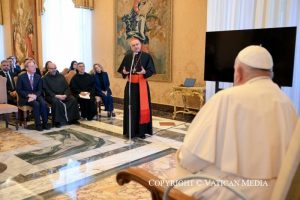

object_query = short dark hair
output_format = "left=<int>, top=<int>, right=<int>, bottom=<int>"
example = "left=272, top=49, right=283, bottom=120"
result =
left=77, top=62, right=85, bottom=67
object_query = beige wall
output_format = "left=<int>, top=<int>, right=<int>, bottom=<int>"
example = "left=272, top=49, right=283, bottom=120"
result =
left=2, top=0, right=207, bottom=107
left=92, top=0, right=207, bottom=106
left=2, top=0, right=13, bottom=57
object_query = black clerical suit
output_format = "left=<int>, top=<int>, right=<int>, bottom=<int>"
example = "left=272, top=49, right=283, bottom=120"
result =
left=16, top=73, right=48, bottom=128
left=118, top=51, right=156, bottom=139
left=70, top=73, right=97, bottom=120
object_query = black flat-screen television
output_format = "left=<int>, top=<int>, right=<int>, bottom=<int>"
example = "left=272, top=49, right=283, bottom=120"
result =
left=204, top=27, right=297, bottom=87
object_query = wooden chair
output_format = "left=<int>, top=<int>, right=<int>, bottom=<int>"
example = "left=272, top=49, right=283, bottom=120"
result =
left=117, top=119, right=300, bottom=200
left=0, top=76, right=18, bottom=130
left=95, top=96, right=104, bottom=120
left=14, top=75, right=33, bottom=128
left=60, top=68, right=69, bottom=76
left=116, top=167, right=194, bottom=200
left=64, top=70, right=76, bottom=85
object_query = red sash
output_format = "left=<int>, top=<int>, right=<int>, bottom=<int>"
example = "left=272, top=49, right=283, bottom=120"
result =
left=128, top=74, right=150, bottom=124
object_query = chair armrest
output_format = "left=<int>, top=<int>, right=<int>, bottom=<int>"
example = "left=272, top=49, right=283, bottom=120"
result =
left=116, top=167, right=195, bottom=200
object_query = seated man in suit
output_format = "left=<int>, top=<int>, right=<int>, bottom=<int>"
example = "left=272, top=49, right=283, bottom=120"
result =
left=16, top=60, right=50, bottom=131
left=0, top=60, right=17, bottom=105
left=175, top=46, right=298, bottom=199
left=7, top=56, right=21, bottom=76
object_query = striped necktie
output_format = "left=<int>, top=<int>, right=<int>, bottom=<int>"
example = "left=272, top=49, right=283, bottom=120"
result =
left=30, top=75, right=34, bottom=90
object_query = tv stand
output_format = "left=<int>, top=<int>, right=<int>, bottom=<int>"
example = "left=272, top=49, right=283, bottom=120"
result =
left=215, top=81, right=223, bottom=93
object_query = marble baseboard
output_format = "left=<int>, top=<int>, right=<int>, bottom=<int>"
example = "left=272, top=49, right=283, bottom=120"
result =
left=113, top=97, right=196, bottom=122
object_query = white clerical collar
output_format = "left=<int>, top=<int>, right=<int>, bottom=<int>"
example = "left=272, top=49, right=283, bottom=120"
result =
left=246, top=76, right=270, bottom=84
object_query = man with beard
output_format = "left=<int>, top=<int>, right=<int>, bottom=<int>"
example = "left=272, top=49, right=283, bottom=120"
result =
left=42, top=62, right=80, bottom=128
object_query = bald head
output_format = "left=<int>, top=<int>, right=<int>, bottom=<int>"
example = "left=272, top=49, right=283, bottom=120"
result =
left=47, top=62, right=57, bottom=76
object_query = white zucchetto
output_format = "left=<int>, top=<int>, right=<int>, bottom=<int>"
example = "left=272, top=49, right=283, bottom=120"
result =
left=237, top=45, right=273, bottom=70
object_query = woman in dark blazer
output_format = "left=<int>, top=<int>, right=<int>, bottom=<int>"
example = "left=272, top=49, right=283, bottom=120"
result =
left=93, top=63, right=115, bottom=117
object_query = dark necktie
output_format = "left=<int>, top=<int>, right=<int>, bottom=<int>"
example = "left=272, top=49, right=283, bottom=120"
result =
left=30, top=75, right=34, bottom=90
left=5, top=72, right=14, bottom=90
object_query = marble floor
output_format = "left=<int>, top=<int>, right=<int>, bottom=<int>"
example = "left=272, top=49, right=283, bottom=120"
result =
left=0, top=109, right=190, bottom=200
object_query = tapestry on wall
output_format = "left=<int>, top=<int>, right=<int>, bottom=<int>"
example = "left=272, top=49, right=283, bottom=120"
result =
left=11, top=0, right=38, bottom=64
left=114, top=0, right=172, bottom=82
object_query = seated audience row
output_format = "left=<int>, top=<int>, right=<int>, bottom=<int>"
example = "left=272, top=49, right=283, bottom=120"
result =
left=0, top=58, right=115, bottom=131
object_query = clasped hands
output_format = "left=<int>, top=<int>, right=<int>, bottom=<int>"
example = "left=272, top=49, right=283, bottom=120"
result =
left=123, top=66, right=146, bottom=75
left=80, top=91, right=90, bottom=96
left=55, top=94, right=67, bottom=101
left=9, top=91, right=17, bottom=98
left=28, top=93, right=37, bottom=102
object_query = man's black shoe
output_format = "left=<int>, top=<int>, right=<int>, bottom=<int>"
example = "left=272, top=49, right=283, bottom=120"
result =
left=55, top=122, right=61, bottom=128
left=111, top=112, right=116, bottom=117
left=69, top=120, right=80, bottom=125
left=35, top=125, right=43, bottom=132
left=42, top=124, right=51, bottom=130
left=139, top=135, right=146, bottom=139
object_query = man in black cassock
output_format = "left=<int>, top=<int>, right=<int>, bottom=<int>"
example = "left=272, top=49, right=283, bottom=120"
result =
left=118, top=37, right=156, bottom=139
left=42, top=62, right=80, bottom=127
left=70, top=62, right=97, bottom=120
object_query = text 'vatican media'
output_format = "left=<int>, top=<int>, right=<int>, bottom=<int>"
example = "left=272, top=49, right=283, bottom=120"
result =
left=148, top=179, right=269, bottom=187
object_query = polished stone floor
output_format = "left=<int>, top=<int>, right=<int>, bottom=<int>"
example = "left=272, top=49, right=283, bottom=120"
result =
left=0, top=109, right=190, bottom=200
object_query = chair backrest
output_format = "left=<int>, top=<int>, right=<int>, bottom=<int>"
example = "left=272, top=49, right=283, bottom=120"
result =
left=64, top=70, right=76, bottom=85
left=0, top=76, right=7, bottom=103
left=60, top=68, right=69, bottom=75
left=271, top=119, right=300, bottom=200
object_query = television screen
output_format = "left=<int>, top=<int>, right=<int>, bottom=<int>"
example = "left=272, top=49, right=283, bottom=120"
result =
left=204, top=27, right=297, bottom=86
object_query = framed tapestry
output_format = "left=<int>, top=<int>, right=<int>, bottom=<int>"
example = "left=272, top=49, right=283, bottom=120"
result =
left=10, top=0, right=38, bottom=64
left=114, top=0, right=172, bottom=82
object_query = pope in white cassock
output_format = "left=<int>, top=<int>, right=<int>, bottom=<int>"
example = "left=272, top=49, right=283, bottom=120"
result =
left=175, top=45, right=298, bottom=199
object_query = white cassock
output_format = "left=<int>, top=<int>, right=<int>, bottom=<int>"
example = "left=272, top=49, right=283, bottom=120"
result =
left=173, top=77, right=298, bottom=200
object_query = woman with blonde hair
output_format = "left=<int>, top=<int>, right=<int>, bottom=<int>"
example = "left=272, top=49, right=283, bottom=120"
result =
left=93, top=63, right=115, bottom=117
